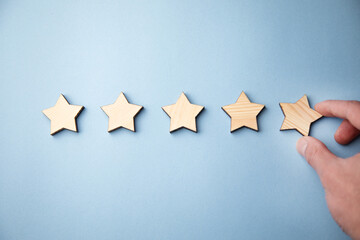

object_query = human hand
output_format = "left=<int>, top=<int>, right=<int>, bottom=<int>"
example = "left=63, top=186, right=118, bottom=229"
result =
left=296, top=100, right=360, bottom=239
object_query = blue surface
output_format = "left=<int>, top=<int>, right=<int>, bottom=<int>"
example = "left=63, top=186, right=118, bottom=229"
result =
left=0, top=0, right=359, bottom=239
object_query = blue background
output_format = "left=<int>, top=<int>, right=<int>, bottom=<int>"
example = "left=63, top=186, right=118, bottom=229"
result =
left=0, top=0, right=359, bottom=239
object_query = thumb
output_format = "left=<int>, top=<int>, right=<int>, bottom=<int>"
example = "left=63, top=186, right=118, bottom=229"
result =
left=296, top=136, right=338, bottom=176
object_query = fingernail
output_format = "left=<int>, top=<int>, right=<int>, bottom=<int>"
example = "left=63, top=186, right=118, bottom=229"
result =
left=296, top=137, right=308, bottom=157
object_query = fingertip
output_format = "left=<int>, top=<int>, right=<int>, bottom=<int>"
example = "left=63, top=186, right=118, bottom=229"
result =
left=334, top=119, right=360, bottom=145
left=296, top=136, right=338, bottom=173
left=334, top=130, right=347, bottom=145
left=297, top=136, right=310, bottom=157
left=314, top=101, right=327, bottom=113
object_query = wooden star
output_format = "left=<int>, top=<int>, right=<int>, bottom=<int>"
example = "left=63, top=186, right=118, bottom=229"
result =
left=280, top=95, right=322, bottom=136
left=162, top=92, right=204, bottom=133
left=101, top=92, right=143, bottom=132
left=222, top=91, right=265, bottom=132
left=42, top=94, right=84, bottom=135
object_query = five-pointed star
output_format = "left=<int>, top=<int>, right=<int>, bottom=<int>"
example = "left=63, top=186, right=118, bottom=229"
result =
left=280, top=95, right=322, bottom=136
left=162, top=92, right=204, bottom=133
left=222, top=91, right=265, bottom=132
left=101, top=92, right=143, bottom=132
left=42, top=94, right=84, bottom=135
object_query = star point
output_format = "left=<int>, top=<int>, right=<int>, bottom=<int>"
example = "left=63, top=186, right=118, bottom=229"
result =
left=42, top=94, right=84, bottom=135
left=222, top=92, right=265, bottom=132
left=280, top=94, right=322, bottom=136
left=162, top=92, right=204, bottom=133
left=101, top=92, right=143, bottom=132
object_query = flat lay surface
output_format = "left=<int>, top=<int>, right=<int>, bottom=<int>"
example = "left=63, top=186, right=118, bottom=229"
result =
left=0, top=0, right=359, bottom=239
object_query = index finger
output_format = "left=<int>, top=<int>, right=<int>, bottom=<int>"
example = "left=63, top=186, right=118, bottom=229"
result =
left=315, top=100, right=360, bottom=130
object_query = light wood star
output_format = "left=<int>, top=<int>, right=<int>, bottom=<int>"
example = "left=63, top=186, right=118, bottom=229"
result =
left=42, top=94, right=84, bottom=135
left=162, top=92, right=204, bottom=133
left=222, top=91, right=265, bottom=132
left=101, top=92, right=143, bottom=132
left=280, top=95, right=322, bottom=136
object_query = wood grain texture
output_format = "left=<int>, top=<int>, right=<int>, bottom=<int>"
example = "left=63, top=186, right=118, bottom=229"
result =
left=162, top=92, right=204, bottom=133
left=42, top=94, right=84, bottom=135
left=280, top=95, right=322, bottom=136
left=222, top=91, right=265, bottom=132
left=101, top=92, right=143, bottom=132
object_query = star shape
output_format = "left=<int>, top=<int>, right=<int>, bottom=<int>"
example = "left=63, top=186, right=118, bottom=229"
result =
left=162, top=92, right=204, bottom=133
left=42, top=94, right=84, bottom=135
left=280, top=95, right=322, bottom=136
left=222, top=91, right=265, bottom=132
left=101, top=92, right=143, bottom=132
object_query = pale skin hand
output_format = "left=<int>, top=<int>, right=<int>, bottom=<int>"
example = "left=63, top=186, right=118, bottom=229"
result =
left=296, top=100, right=360, bottom=239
